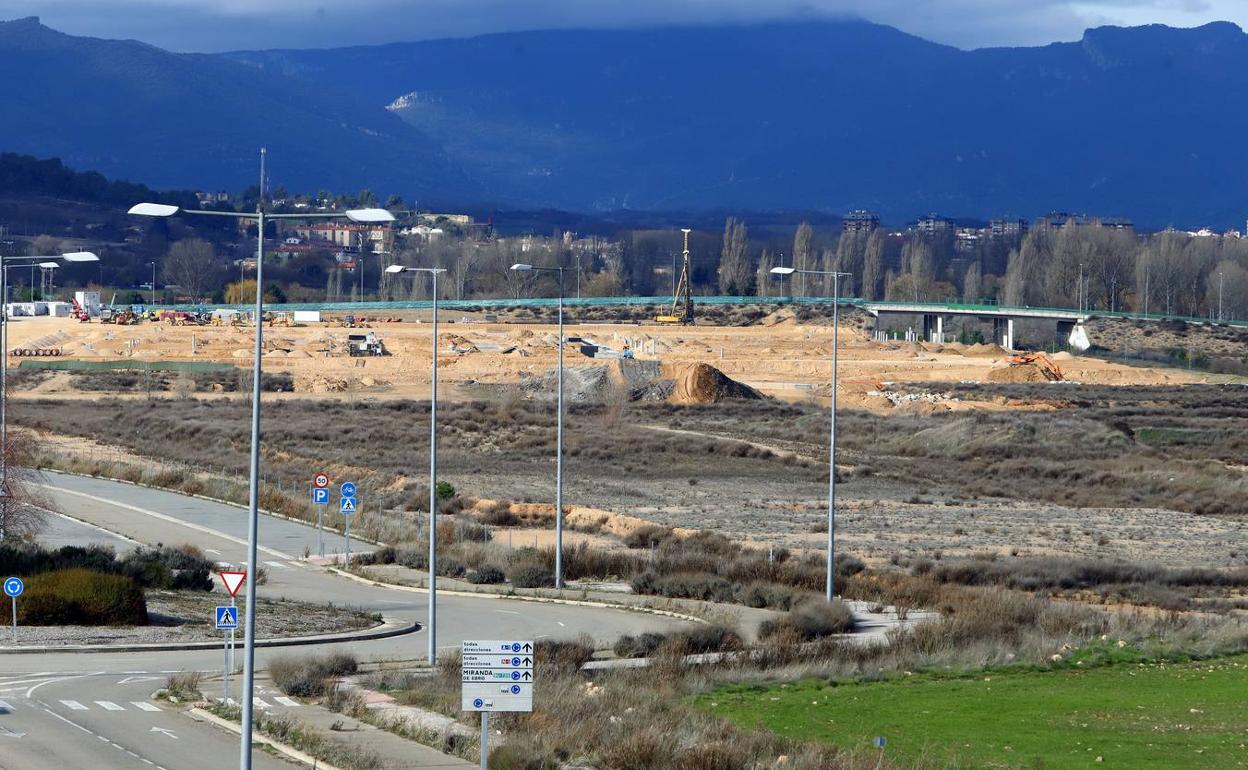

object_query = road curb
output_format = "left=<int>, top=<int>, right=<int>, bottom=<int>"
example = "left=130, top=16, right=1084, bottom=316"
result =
left=188, top=706, right=348, bottom=770
left=327, top=566, right=709, bottom=627
left=0, top=616, right=419, bottom=655
left=37, top=468, right=387, bottom=548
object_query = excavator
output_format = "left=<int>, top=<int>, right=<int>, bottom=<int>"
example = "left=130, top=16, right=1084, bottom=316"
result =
left=1006, top=352, right=1064, bottom=381
left=656, top=228, right=694, bottom=325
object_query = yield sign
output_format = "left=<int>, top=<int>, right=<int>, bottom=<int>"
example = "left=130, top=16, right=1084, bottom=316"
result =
left=218, top=571, right=246, bottom=597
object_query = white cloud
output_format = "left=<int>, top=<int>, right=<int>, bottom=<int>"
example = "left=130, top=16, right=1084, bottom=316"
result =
left=4, top=0, right=1245, bottom=51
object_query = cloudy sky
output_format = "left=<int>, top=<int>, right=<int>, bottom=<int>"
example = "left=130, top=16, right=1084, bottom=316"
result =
left=7, top=0, right=1245, bottom=52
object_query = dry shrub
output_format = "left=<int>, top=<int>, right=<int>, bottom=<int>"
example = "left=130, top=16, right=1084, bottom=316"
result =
left=759, top=599, right=855, bottom=641
left=270, top=651, right=359, bottom=697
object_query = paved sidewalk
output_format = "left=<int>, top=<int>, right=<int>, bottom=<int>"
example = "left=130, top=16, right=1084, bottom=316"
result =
left=255, top=691, right=475, bottom=770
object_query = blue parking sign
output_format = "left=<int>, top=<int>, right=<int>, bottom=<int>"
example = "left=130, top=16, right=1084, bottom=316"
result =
left=312, top=487, right=330, bottom=505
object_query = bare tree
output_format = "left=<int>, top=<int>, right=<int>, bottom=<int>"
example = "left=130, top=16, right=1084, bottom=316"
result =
left=163, top=239, right=221, bottom=301
left=719, top=218, right=751, bottom=295
left=793, top=222, right=813, bottom=296
left=756, top=248, right=774, bottom=297
left=962, top=260, right=982, bottom=303
left=0, top=434, right=50, bottom=543
left=861, top=230, right=884, bottom=301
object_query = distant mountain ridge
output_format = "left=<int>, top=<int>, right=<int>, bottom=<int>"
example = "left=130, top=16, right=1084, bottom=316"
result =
left=4, top=16, right=1248, bottom=225
left=0, top=16, right=473, bottom=203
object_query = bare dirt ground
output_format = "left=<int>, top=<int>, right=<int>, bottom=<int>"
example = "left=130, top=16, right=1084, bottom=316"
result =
left=9, top=313, right=1245, bottom=573
left=4, top=312, right=1205, bottom=407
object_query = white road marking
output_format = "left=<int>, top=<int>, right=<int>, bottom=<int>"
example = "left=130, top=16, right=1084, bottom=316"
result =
left=118, top=676, right=162, bottom=685
left=95, top=701, right=125, bottom=711
left=273, top=696, right=299, bottom=707
left=557, top=621, right=566, bottom=627
left=205, top=549, right=222, bottom=555
left=0, top=699, right=13, bottom=711
left=43, top=707, right=93, bottom=734
left=60, top=700, right=88, bottom=711
left=253, top=698, right=272, bottom=709
left=48, top=510, right=142, bottom=546
left=263, top=561, right=289, bottom=569
left=495, top=609, right=520, bottom=615
left=131, top=701, right=161, bottom=712
left=149, top=726, right=178, bottom=739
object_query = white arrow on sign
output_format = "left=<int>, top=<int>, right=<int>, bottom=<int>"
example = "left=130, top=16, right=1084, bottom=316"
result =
left=150, top=726, right=178, bottom=739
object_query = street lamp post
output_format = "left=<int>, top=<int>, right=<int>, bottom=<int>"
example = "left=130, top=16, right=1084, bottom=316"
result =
left=149, top=261, right=157, bottom=306
left=510, top=263, right=567, bottom=588
left=771, top=266, right=849, bottom=601
left=128, top=149, right=393, bottom=770
left=0, top=251, right=98, bottom=540
left=385, top=264, right=446, bottom=664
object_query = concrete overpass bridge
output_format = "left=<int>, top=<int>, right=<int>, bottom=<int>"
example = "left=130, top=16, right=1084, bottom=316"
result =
left=860, top=301, right=1090, bottom=350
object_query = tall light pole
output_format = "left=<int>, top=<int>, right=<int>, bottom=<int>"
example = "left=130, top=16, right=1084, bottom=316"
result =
left=1219, top=271, right=1225, bottom=322
left=149, top=261, right=157, bottom=306
left=1077, top=263, right=1083, bottom=314
left=771, top=265, right=849, bottom=601
left=510, top=263, right=567, bottom=588
left=0, top=251, right=98, bottom=540
left=385, top=264, right=446, bottom=664
left=128, top=150, right=393, bottom=770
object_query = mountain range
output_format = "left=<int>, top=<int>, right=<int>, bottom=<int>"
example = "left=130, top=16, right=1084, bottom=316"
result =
left=4, top=15, right=1248, bottom=226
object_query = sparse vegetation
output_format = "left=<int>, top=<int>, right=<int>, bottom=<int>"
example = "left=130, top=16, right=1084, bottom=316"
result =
left=269, top=652, right=359, bottom=697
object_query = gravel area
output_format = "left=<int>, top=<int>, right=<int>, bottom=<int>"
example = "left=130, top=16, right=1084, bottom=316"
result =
left=0, top=590, right=379, bottom=647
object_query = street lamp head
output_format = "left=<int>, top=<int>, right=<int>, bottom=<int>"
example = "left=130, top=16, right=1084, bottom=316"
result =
left=384, top=264, right=407, bottom=274
left=38, top=262, right=59, bottom=269
left=344, top=208, right=396, bottom=223
left=127, top=203, right=180, bottom=218
left=770, top=266, right=796, bottom=276
left=61, top=251, right=100, bottom=263
left=510, top=263, right=534, bottom=272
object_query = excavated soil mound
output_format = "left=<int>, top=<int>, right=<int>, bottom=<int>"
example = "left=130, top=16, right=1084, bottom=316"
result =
left=965, top=343, right=1006, bottom=357
left=987, top=364, right=1049, bottom=383
left=670, top=363, right=762, bottom=404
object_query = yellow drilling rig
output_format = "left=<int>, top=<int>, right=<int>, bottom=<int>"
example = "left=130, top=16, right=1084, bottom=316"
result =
left=656, top=228, right=694, bottom=325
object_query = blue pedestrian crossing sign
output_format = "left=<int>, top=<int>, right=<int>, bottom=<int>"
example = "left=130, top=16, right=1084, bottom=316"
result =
left=312, top=487, right=330, bottom=505
left=340, top=496, right=357, bottom=515
left=340, top=481, right=357, bottom=499
left=215, top=605, right=238, bottom=630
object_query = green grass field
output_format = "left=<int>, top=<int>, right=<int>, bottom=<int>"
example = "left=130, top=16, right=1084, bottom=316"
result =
left=693, top=653, right=1248, bottom=769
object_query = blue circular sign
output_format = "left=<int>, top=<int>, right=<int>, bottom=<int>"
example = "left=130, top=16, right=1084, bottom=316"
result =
left=511, top=657, right=520, bottom=666
left=473, top=698, right=484, bottom=709
left=3, top=577, right=23, bottom=598
left=510, top=685, right=521, bottom=695
left=340, top=482, right=357, bottom=498
left=511, top=643, right=521, bottom=652
left=511, top=671, right=521, bottom=681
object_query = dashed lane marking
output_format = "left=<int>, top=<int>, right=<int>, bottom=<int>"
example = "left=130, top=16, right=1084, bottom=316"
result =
left=60, top=700, right=88, bottom=711
left=95, top=701, right=125, bottom=711
left=131, top=701, right=162, bottom=712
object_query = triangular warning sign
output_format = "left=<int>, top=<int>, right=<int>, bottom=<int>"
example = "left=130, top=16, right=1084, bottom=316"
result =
left=218, top=571, right=247, bottom=597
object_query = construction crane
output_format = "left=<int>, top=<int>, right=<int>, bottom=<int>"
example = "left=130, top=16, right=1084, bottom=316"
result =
left=656, top=228, right=694, bottom=325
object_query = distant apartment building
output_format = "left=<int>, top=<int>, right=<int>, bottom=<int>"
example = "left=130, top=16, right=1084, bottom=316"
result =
left=989, top=218, right=1028, bottom=239
left=195, top=191, right=230, bottom=205
left=954, top=227, right=982, bottom=253
left=842, top=209, right=880, bottom=233
left=1034, top=212, right=1133, bottom=230
left=283, top=222, right=394, bottom=254
left=915, top=213, right=954, bottom=236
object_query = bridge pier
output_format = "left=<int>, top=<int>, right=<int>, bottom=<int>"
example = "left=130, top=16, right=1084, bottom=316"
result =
left=991, top=317, right=1014, bottom=351
left=921, top=314, right=944, bottom=344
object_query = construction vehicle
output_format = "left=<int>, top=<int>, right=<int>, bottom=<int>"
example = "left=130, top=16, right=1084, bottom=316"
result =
left=656, top=228, right=694, bottom=325
left=267, top=311, right=296, bottom=327
left=69, top=298, right=91, bottom=322
left=347, top=332, right=385, bottom=357
left=160, top=310, right=199, bottom=326
left=1006, top=352, right=1064, bottom=381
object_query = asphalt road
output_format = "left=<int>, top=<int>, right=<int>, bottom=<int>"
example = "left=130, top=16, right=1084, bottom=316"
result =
left=0, top=472, right=687, bottom=770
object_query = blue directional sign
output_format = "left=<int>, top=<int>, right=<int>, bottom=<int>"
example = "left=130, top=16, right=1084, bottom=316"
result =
left=3, top=577, right=23, bottom=598
left=215, top=605, right=238, bottom=630
left=340, top=496, right=357, bottom=515
left=312, top=487, right=330, bottom=505
left=340, top=481, right=357, bottom=499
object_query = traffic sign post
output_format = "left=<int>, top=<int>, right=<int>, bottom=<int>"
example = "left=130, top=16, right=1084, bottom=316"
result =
left=216, top=604, right=239, bottom=702
left=312, top=473, right=330, bottom=556
left=4, top=576, right=23, bottom=642
left=340, top=488, right=357, bottom=566
left=462, top=640, right=534, bottom=770
left=216, top=572, right=245, bottom=701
